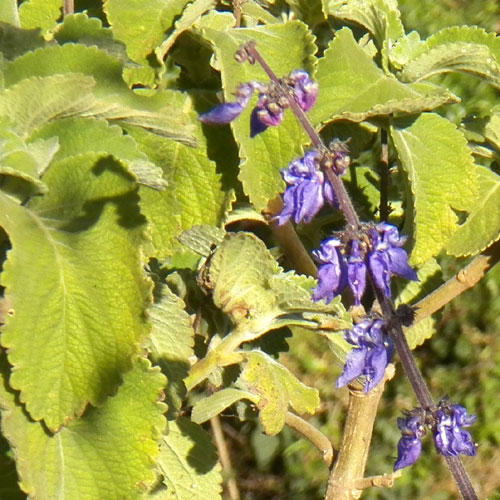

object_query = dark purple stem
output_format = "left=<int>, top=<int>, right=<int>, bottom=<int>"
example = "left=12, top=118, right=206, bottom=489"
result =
left=240, top=40, right=477, bottom=500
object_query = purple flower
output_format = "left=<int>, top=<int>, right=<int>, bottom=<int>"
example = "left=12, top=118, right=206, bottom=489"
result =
left=288, top=70, right=318, bottom=111
left=394, top=401, right=476, bottom=471
left=433, top=404, right=476, bottom=457
left=276, top=151, right=338, bottom=226
left=394, top=414, right=426, bottom=471
left=199, top=70, right=318, bottom=137
left=313, top=223, right=417, bottom=305
left=311, top=238, right=347, bottom=303
left=199, top=82, right=256, bottom=125
left=336, top=319, right=392, bottom=393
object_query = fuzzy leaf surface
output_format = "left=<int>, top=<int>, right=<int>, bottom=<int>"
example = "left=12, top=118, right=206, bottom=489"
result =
left=398, top=26, right=500, bottom=88
left=310, top=28, right=457, bottom=126
left=391, top=113, right=477, bottom=265
left=239, top=351, right=319, bottom=435
left=2, top=44, right=195, bottom=144
left=31, top=117, right=167, bottom=189
left=0, top=355, right=166, bottom=500
left=149, top=282, right=194, bottom=414
left=191, top=388, right=258, bottom=424
left=446, top=166, right=500, bottom=257
left=202, top=20, right=316, bottom=212
left=0, top=153, right=151, bottom=430
left=19, top=0, right=60, bottom=33
left=154, top=417, right=222, bottom=500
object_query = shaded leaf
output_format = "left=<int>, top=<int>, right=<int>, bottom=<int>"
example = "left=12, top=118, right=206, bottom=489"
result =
left=202, top=20, right=317, bottom=212
left=191, top=388, right=258, bottom=424
left=154, top=417, right=222, bottom=500
left=390, top=113, right=477, bottom=265
left=0, top=21, right=44, bottom=60
left=310, top=28, right=457, bottom=127
left=31, top=117, right=167, bottom=190
left=149, top=282, right=194, bottom=415
left=0, top=153, right=151, bottom=430
left=0, top=354, right=166, bottom=500
left=239, top=351, right=319, bottom=435
left=446, top=166, right=500, bottom=257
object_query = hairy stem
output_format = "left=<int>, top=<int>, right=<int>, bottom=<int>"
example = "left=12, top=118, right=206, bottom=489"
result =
left=379, top=128, right=389, bottom=222
left=325, top=365, right=395, bottom=500
left=412, top=238, right=500, bottom=325
left=285, top=412, right=336, bottom=466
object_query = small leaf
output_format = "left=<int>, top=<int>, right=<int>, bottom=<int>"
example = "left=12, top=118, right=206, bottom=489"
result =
left=239, top=351, right=320, bottom=435
left=0, top=153, right=151, bottom=430
left=155, top=417, right=222, bottom=500
left=446, top=166, right=500, bottom=257
left=390, top=113, right=478, bottom=265
left=191, top=388, right=258, bottom=424
left=178, top=225, right=226, bottom=257
left=399, top=26, right=500, bottom=88
left=149, top=282, right=194, bottom=415
left=202, top=20, right=317, bottom=211
left=19, top=0, right=60, bottom=34
left=202, top=232, right=280, bottom=322
left=0, top=21, right=44, bottom=60
left=310, top=28, right=457, bottom=127
left=0, top=354, right=167, bottom=500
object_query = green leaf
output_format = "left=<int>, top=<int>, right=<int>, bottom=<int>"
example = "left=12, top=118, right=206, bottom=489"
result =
left=19, top=0, right=60, bottom=34
left=3, top=44, right=196, bottom=144
left=154, top=417, right=222, bottom=500
left=0, top=153, right=152, bottom=431
left=129, top=116, right=233, bottom=260
left=0, top=123, right=57, bottom=196
left=202, top=232, right=280, bottom=322
left=0, top=73, right=98, bottom=137
left=398, top=26, right=500, bottom=88
left=390, top=113, right=478, bottom=265
left=155, top=0, right=216, bottom=62
left=202, top=20, right=317, bottom=212
left=241, top=0, right=279, bottom=24
left=325, top=0, right=404, bottom=71
left=191, top=388, right=258, bottom=424
left=30, top=117, right=167, bottom=189
left=0, top=21, right=44, bottom=60
left=0, top=354, right=166, bottom=500
left=178, top=225, right=226, bottom=257
left=446, top=166, right=500, bottom=257
left=310, top=28, right=457, bottom=127
left=239, top=351, right=320, bottom=435
left=149, top=282, right=194, bottom=415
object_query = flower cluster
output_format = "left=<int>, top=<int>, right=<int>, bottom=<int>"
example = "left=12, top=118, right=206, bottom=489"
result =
left=312, top=223, right=417, bottom=305
left=198, top=70, right=318, bottom=137
left=275, top=151, right=337, bottom=225
left=336, top=318, right=393, bottom=393
left=394, top=401, right=476, bottom=471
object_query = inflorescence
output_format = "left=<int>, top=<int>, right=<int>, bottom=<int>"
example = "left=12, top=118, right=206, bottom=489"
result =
left=199, top=54, right=477, bottom=474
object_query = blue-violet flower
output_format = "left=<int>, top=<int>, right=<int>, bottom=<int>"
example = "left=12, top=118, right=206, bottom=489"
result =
left=336, top=318, right=393, bottom=393
left=312, top=223, right=417, bottom=305
left=198, top=70, right=318, bottom=137
left=394, top=401, right=476, bottom=471
left=276, top=151, right=338, bottom=226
